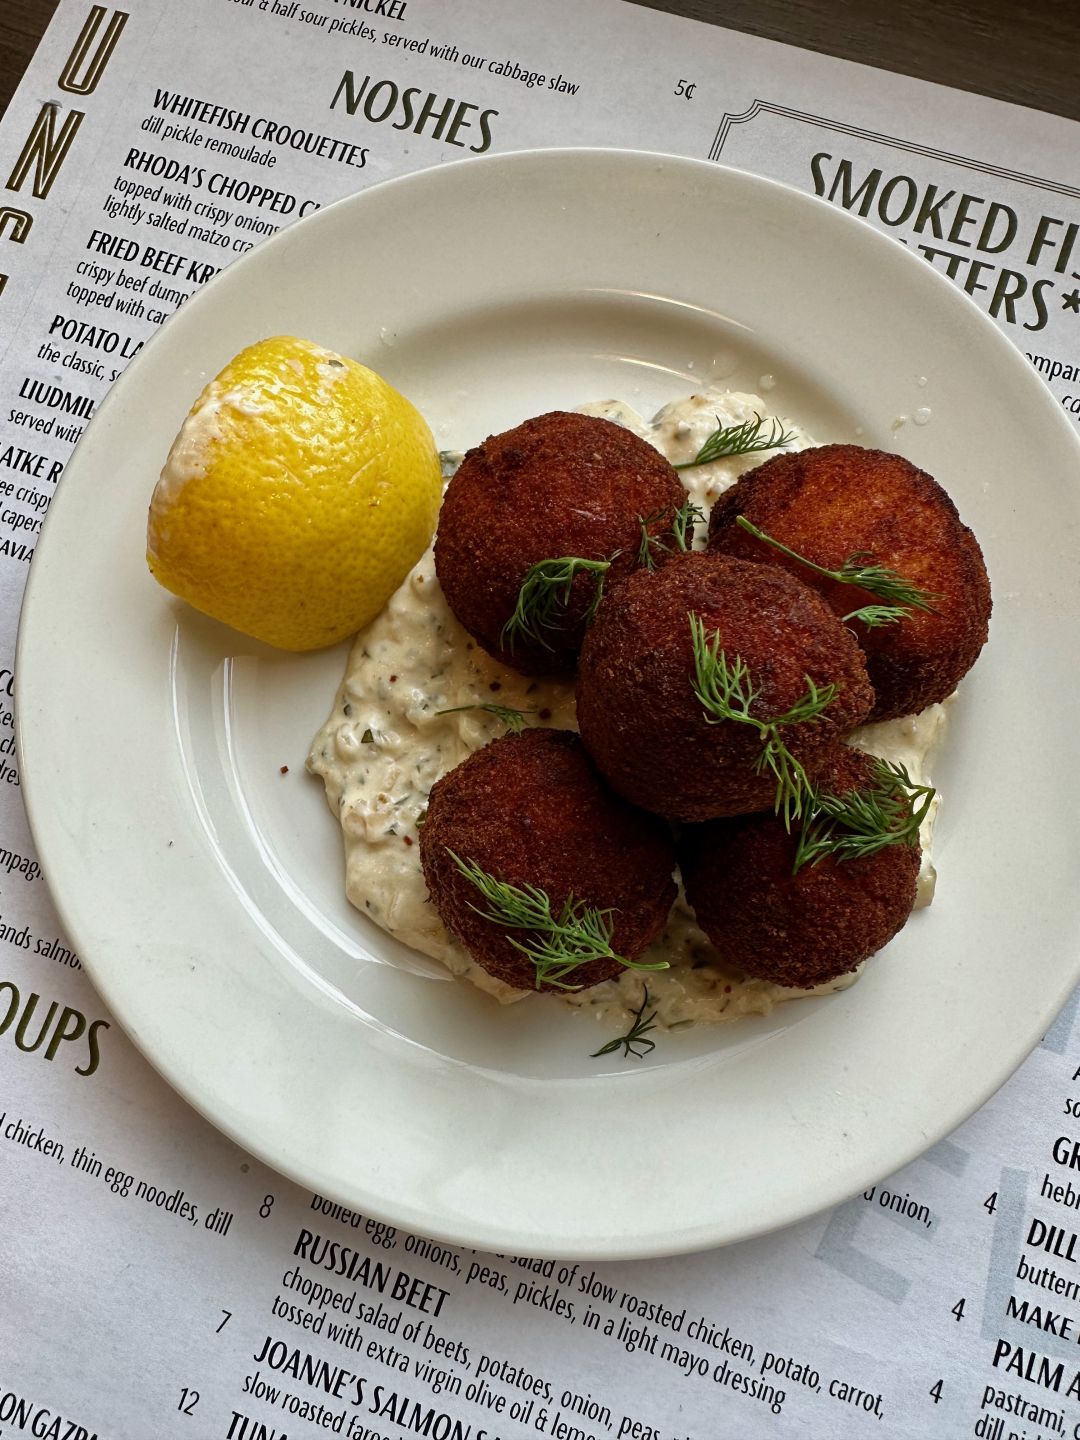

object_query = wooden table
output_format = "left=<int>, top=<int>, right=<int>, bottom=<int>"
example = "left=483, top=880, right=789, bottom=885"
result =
left=2, top=0, right=1080, bottom=123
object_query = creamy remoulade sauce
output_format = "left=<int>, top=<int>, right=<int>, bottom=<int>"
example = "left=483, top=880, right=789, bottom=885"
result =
left=308, top=391, right=948, bottom=1031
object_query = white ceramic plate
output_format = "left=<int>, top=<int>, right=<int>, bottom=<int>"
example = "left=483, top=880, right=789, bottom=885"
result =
left=17, top=150, right=1080, bottom=1259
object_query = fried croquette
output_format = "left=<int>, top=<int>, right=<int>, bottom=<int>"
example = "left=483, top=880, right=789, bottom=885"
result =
left=680, top=747, right=921, bottom=988
left=419, top=728, right=677, bottom=993
left=434, top=411, right=688, bottom=676
left=575, top=552, right=874, bottom=822
left=706, top=444, right=991, bottom=721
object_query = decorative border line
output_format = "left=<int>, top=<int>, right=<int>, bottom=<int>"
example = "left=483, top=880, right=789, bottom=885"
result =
left=709, top=100, right=1080, bottom=203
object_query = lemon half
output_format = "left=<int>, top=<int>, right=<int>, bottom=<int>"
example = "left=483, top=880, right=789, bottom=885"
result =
left=147, top=335, right=442, bottom=650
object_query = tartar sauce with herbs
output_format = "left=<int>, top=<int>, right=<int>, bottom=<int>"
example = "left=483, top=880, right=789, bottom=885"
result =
left=308, top=391, right=947, bottom=1030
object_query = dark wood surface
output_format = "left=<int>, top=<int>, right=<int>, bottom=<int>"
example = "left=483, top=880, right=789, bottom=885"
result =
left=2, top=0, right=1079, bottom=124
left=3, top=0, right=60, bottom=120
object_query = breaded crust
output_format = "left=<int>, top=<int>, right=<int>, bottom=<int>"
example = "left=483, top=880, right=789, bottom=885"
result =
left=435, top=411, right=687, bottom=676
left=575, top=552, right=874, bottom=822
left=419, top=728, right=677, bottom=993
left=680, top=747, right=920, bottom=988
left=707, top=444, right=991, bottom=721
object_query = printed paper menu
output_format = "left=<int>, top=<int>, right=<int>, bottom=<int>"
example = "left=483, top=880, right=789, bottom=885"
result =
left=2, top=2, right=1080, bottom=1436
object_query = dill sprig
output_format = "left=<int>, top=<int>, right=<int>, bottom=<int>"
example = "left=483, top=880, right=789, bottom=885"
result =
left=436, top=703, right=536, bottom=734
left=670, top=497, right=703, bottom=552
left=793, top=760, right=936, bottom=873
left=591, top=986, right=659, bottom=1059
left=637, top=497, right=704, bottom=570
left=734, top=516, right=939, bottom=628
left=447, top=851, right=669, bottom=991
left=673, top=413, right=797, bottom=470
left=689, top=613, right=836, bottom=828
left=637, top=520, right=660, bottom=571
left=501, top=556, right=612, bottom=653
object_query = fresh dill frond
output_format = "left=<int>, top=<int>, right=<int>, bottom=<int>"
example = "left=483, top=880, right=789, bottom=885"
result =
left=688, top=613, right=835, bottom=828
left=762, top=675, right=840, bottom=728
left=671, top=497, right=704, bottom=552
left=591, top=986, right=660, bottom=1059
left=447, top=851, right=668, bottom=991
left=734, top=516, right=939, bottom=626
left=637, top=510, right=666, bottom=571
left=843, top=603, right=912, bottom=628
left=501, top=555, right=612, bottom=653
left=673, top=414, right=797, bottom=470
left=834, top=556, right=939, bottom=615
left=793, top=759, right=936, bottom=873
left=436, top=703, right=536, bottom=734
left=637, top=497, right=704, bottom=569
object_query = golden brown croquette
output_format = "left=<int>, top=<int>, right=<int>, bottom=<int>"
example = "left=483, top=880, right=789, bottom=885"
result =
left=420, top=729, right=677, bottom=992
left=435, top=411, right=688, bottom=676
left=680, top=747, right=921, bottom=988
left=576, top=552, right=874, bottom=822
left=707, top=444, right=991, bottom=721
